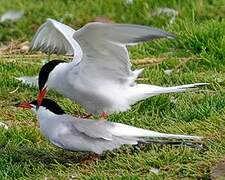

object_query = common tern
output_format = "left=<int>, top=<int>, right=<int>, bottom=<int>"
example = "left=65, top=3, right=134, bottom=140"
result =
left=17, top=98, right=202, bottom=154
left=30, top=19, right=208, bottom=116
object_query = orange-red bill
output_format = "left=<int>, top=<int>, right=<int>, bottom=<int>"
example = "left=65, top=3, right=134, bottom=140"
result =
left=16, top=102, right=33, bottom=109
left=37, top=87, right=47, bottom=106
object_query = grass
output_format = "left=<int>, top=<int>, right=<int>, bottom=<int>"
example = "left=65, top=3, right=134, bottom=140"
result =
left=0, top=0, right=225, bottom=179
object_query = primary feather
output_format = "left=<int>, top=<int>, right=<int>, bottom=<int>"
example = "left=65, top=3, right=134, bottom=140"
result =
left=29, top=18, right=82, bottom=59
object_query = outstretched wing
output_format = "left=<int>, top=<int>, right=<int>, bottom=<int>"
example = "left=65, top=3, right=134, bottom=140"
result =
left=72, top=22, right=175, bottom=83
left=29, top=18, right=82, bottom=59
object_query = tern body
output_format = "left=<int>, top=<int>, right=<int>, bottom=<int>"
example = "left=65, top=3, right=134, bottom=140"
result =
left=31, top=19, right=208, bottom=115
left=18, top=99, right=202, bottom=154
left=46, top=62, right=127, bottom=114
left=47, top=61, right=206, bottom=114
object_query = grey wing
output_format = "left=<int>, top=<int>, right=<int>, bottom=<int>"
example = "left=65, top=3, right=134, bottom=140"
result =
left=55, top=130, right=138, bottom=154
left=56, top=115, right=138, bottom=154
left=66, top=115, right=115, bottom=140
left=64, top=115, right=201, bottom=140
left=29, top=18, right=83, bottom=59
left=55, top=115, right=201, bottom=154
left=72, top=22, right=175, bottom=83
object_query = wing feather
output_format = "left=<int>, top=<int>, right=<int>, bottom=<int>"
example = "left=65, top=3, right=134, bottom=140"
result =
left=29, top=18, right=82, bottom=59
left=72, top=22, right=175, bottom=83
left=63, top=115, right=201, bottom=143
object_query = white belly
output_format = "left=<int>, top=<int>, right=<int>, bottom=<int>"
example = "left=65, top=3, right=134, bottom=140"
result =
left=48, top=68, right=132, bottom=114
left=57, top=80, right=131, bottom=114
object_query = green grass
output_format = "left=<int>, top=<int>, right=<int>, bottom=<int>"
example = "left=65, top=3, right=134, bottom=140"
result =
left=1, top=0, right=225, bottom=179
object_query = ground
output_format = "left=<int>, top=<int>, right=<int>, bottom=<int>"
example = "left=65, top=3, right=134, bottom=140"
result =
left=0, top=0, right=225, bottom=179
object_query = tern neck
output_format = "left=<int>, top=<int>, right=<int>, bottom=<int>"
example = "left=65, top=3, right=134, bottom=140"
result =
left=37, top=106, right=59, bottom=123
left=47, top=62, right=72, bottom=89
left=39, top=60, right=65, bottom=91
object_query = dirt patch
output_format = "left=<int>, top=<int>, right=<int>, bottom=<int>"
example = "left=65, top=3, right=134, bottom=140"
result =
left=0, top=41, right=29, bottom=54
left=211, top=157, right=225, bottom=179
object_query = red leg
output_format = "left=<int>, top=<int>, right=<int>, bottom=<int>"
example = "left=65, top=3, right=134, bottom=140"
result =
left=100, top=112, right=108, bottom=119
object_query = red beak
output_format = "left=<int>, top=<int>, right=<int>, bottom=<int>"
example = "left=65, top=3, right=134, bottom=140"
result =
left=37, top=87, right=47, bottom=106
left=16, top=102, right=33, bottom=109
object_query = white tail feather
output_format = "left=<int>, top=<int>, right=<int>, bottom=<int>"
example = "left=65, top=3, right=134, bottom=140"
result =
left=128, top=83, right=208, bottom=103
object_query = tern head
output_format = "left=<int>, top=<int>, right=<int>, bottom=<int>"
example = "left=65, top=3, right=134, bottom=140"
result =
left=17, top=98, right=65, bottom=115
left=37, top=60, right=65, bottom=106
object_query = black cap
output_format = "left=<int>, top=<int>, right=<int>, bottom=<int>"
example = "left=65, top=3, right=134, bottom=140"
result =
left=30, top=98, right=65, bottom=115
left=38, top=60, right=65, bottom=91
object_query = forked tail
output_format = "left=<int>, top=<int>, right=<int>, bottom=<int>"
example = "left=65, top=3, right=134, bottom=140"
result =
left=128, top=83, right=208, bottom=103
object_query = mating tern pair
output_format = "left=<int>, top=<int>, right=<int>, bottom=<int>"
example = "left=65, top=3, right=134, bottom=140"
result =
left=15, top=19, right=206, bottom=156
left=30, top=19, right=207, bottom=116
left=17, top=99, right=202, bottom=154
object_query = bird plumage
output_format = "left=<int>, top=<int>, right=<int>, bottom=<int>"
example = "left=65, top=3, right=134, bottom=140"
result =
left=23, top=99, right=202, bottom=154
left=31, top=19, right=208, bottom=115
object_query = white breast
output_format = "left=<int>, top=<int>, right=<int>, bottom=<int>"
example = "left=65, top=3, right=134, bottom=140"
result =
left=37, top=107, right=67, bottom=142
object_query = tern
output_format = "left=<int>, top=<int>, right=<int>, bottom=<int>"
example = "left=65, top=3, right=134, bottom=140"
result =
left=17, top=98, right=202, bottom=155
left=30, top=19, right=207, bottom=116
